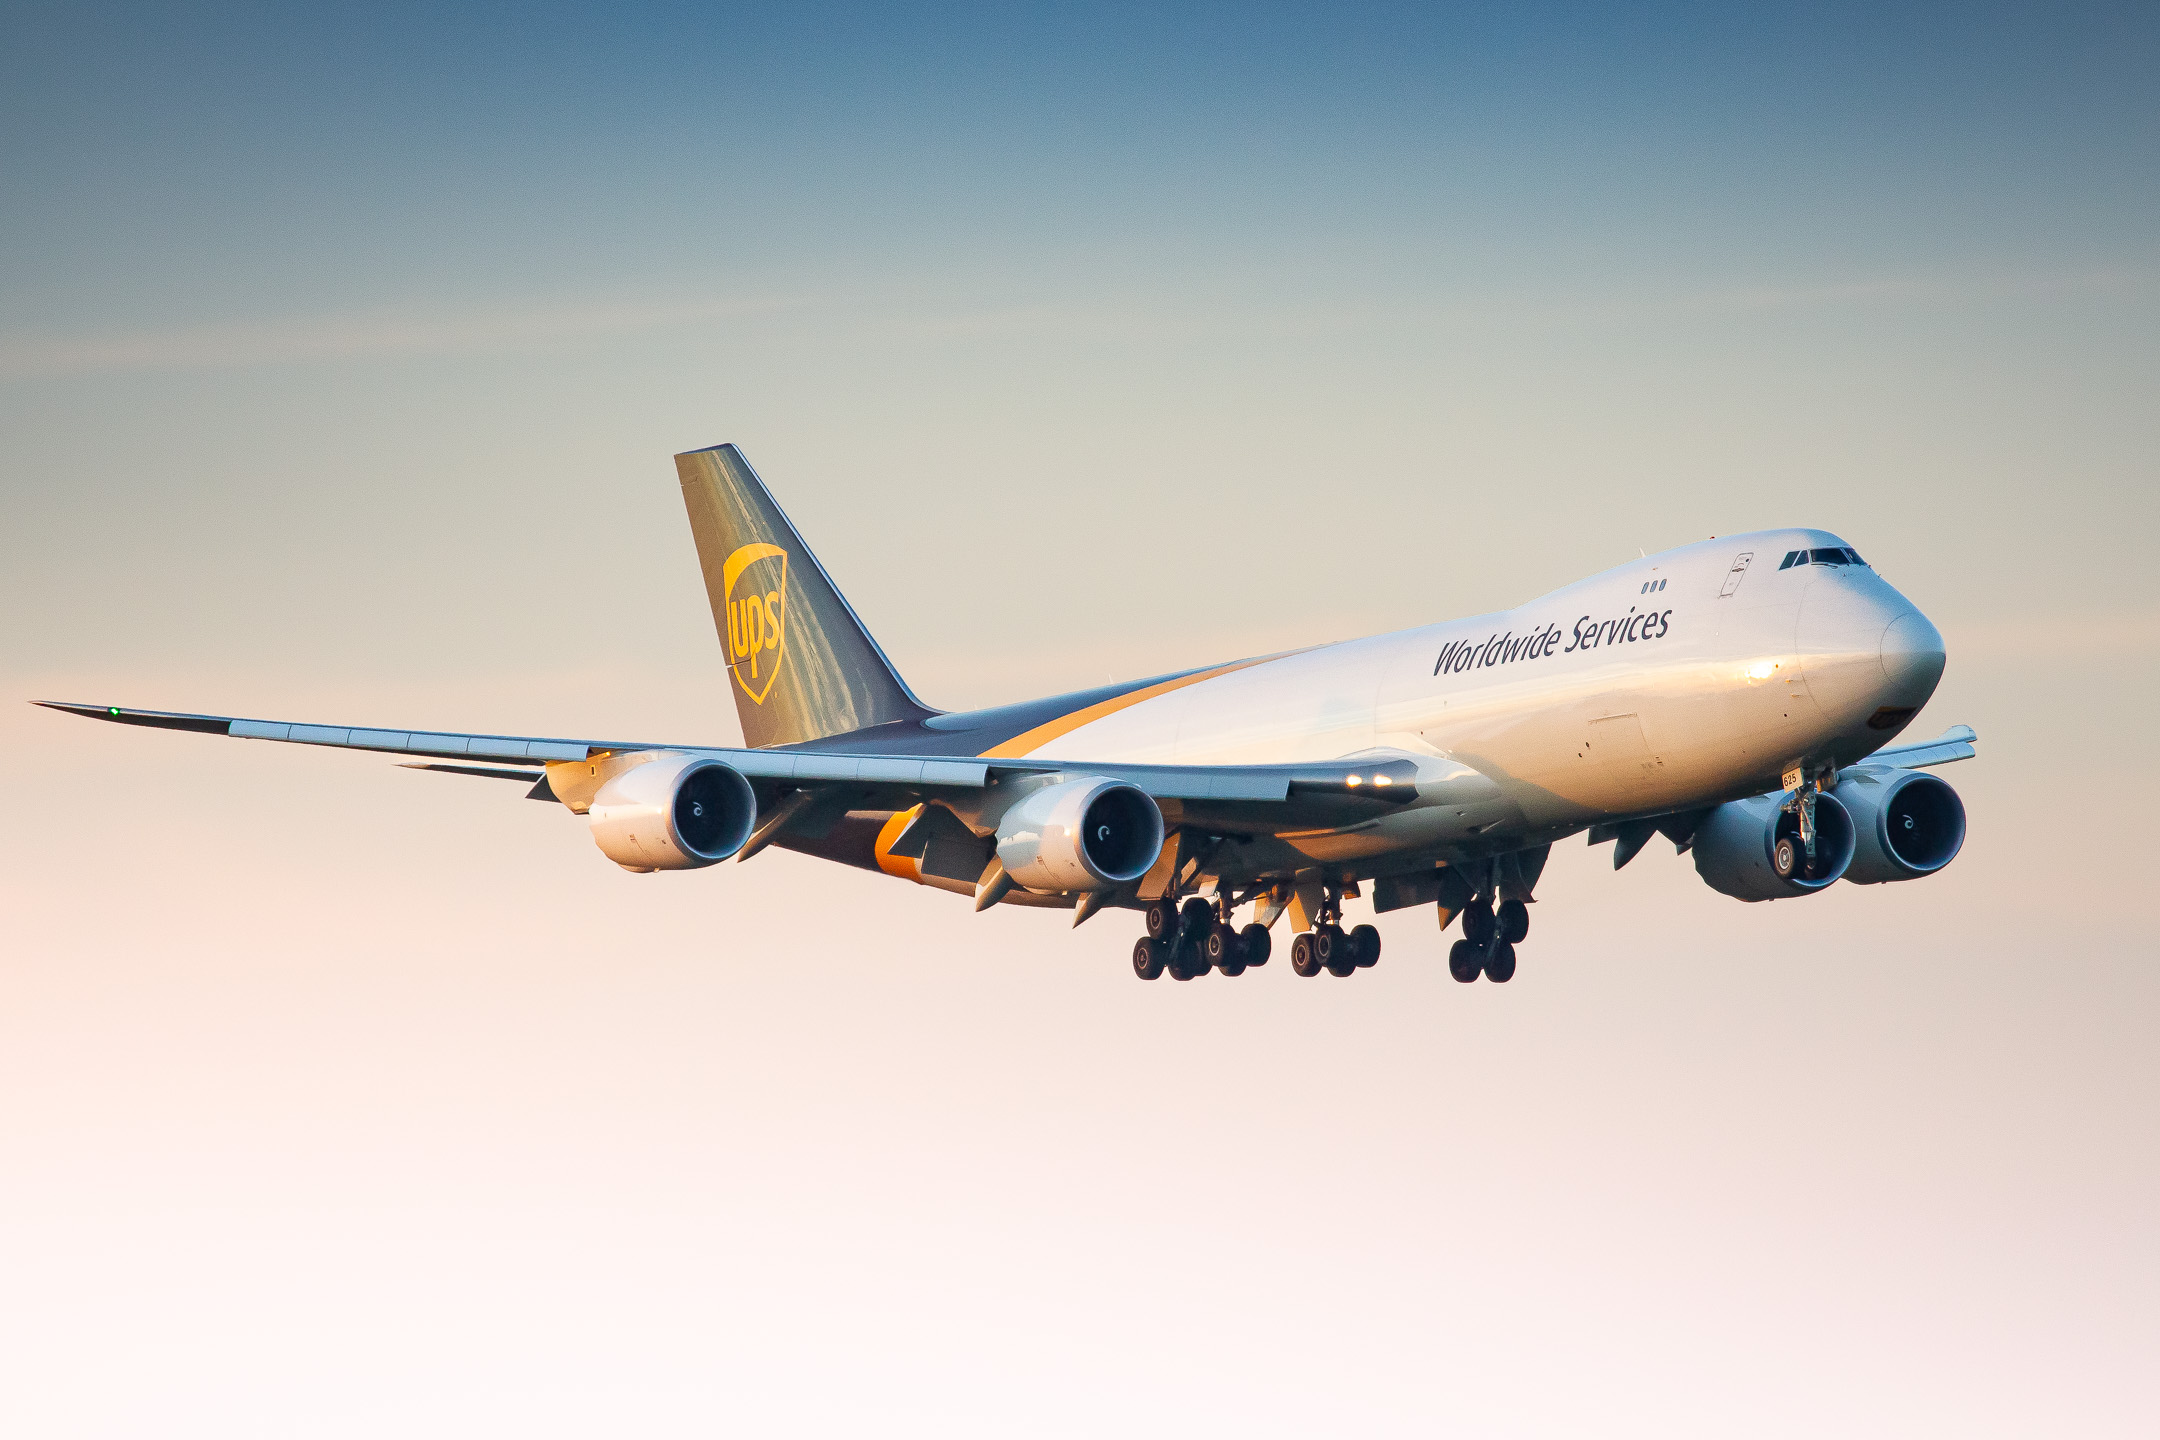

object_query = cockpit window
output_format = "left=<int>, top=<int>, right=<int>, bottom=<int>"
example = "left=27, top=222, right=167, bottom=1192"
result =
left=1782, top=546, right=1868, bottom=571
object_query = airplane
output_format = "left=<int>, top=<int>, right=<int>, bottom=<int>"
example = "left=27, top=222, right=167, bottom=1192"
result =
left=40, top=443, right=1974, bottom=984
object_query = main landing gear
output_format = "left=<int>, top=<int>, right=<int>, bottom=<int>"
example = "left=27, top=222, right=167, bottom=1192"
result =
left=1132, top=877, right=1388, bottom=982
left=1448, top=893, right=1528, bottom=984
left=1131, top=895, right=1272, bottom=981
left=1286, top=883, right=1380, bottom=980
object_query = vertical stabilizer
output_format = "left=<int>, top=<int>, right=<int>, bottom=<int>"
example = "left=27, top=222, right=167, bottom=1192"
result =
left=677, top=444, right=933, bottom=747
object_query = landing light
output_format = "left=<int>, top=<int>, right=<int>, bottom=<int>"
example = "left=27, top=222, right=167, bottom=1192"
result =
left=1746, top=660, right=1780, bottom=681
left=1346, top=774, right=1362, bottom=786
left=1373, top=775, right=1392, bottom=786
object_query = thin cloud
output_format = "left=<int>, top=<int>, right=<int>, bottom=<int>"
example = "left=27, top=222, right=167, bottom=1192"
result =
left=0, top=294, right=806, bottom=379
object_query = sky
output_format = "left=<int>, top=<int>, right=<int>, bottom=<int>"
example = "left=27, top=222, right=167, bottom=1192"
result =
left=2, top=3, right=2156, bottom=1435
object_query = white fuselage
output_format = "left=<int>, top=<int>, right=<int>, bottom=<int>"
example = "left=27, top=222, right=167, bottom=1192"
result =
left=1015, top=529, right=1945, bottom=865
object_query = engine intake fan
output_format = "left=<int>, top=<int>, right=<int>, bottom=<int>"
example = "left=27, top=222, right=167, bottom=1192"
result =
left=587, top=753, right=756, bottom=872
left=994, top=777, right=1165, bottom=893
left=1839, top=769, right=1966, bottom=884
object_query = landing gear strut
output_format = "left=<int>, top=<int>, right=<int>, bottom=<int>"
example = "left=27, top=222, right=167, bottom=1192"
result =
left=1774, top=764, right=1837, bottom=881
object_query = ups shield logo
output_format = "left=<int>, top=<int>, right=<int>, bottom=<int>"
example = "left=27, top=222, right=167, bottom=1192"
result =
left=722, top=542, right=789, bottom=705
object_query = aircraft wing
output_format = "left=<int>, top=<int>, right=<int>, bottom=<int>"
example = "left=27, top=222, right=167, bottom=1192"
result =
left=1853, top=724, right=1977, bottom=771
left=34, top=701, right=1447, bottom=835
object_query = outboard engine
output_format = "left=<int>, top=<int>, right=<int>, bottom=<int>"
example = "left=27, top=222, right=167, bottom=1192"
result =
left=994, top=777, right=1164, bottom=893
left=1837, top=768, right=1966, bottom=884
left=1693, top=789, right=1857, bottom=901
left=587, top=753, right=757, bottom=872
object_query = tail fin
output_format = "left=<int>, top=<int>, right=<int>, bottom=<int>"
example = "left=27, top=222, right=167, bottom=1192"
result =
left=677, top=445, right=934, bottom=748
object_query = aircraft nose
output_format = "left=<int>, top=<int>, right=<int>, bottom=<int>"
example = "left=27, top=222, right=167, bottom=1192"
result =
left=1879, top=608, right=1946, bottom=703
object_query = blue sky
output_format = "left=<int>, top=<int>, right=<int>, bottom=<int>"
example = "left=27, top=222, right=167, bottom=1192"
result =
left=7, top=3, right=2155, bottom=331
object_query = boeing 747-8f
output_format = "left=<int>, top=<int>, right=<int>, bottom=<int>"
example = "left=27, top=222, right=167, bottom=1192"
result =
left=43, top=444, right=1972, bottom=983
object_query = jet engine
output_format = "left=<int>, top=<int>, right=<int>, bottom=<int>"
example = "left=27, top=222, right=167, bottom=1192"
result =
left=587, top=753, right=757, bottom=872
left=1692, top=789, right=1857, bottom=901
left=1837, top=768, right=1966, bottom=884
left=994, top=777, right=1164, bottom=892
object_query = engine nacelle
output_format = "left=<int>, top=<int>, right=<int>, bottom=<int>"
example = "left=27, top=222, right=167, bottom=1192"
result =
left=1838, top=768, right=1966, bottom=884
left=1692, top=789, right=1857, bottom=901
left=587, top=753, right=756, bottom=872
left=994, top=777, right=1164, bottom=893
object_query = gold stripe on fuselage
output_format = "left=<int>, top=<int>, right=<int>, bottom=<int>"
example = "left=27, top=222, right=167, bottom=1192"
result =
left=975, top=653, right=1298, bottom=760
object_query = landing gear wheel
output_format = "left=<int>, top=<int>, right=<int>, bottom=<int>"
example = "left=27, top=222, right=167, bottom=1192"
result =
left=1448, top=939, right=1482, bottom=982
left=1238, top=923, right=1272, bottom=968
left=1462, top=903, right=1495, bottom=945
left=1144, top=900, right=1179, bottom=941
left=1132, top=936, right=1166, bottom=980
left=1206, top=924, right=1244, bottom=976
left=1483, top=940, right=1517, bottom=984
left=1350, top=924, right=1381, bottom=968
left=1497, top=900, right=1529, bottom=944
left=1168, top=943, right=1201, bottom=981
left=1319, top=926, right=1357, bottom=977
left=1290, top=932, right=1321, bottom=977
left=1179, top=898, right=1215, bottom=940
left=1772, top=835, right=1802, bottom=880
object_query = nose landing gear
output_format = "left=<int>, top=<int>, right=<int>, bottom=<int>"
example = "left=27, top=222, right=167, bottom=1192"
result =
left=1774, top=763, right=1838, bottom=881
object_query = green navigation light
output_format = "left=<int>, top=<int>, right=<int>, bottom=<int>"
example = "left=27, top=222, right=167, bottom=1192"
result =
left=108, top=706, right=120, bottom=716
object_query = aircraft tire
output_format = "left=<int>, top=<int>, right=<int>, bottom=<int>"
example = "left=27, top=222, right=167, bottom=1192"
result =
left=1144, top=900, right=1179, bottom=941
left=1238, top=923, right=1271, bottom=968
left=1498, top=900, right=1529, bottom=944
left=1351, top=924, right=1381, bottom=968
left=1132, top=936, right=1166, bottom=980
left=1319, top=926, right=1357, bottom=977
left=1207, top=924, right=1245, bottom=976
left=1290, top=932, right=1321, bottom=977
left=1772, top=836, right=1802, bottom=880
left=1448, top=939, right=1482, bottom=983
left=1484, top=941, right=1517, bottom=984
left=1179, top=897, right=1215, bottom=941
left=1462, top=904, right=1495, bottom=945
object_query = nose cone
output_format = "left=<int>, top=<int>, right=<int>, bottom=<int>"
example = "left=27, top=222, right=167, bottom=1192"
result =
left=1879, top=609, right=1946, bottom=704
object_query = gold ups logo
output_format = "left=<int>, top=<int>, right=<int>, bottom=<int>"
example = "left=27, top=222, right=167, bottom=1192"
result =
left=722, top=542, right=789, bottom=705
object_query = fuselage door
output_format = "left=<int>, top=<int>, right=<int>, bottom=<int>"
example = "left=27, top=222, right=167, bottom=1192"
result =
left=1718, top=551, right=1754, bottom=598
